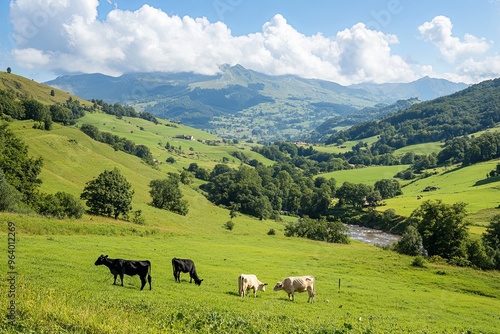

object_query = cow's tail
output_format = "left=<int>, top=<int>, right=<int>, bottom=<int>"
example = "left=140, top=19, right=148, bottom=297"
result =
left=148, top=261, right=152, bottom=290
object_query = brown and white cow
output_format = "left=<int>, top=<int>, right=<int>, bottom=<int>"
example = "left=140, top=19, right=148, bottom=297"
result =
left=273, top=276, right=315, bottom=302
left=238, top=274, right=268, bottom=298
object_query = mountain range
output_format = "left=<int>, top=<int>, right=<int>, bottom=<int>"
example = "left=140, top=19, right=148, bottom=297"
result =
left=45, top=65, right=469, bottom=141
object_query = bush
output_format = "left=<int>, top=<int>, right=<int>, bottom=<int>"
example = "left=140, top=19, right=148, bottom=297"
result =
left=37, top=192, right=85, bottom=219
left=130, top=210, right=146, bottom=225
left=411, top=255, right=427, bottom=268
left=224, top=220, right=235, bottom=231
left=267, top=228, right=276, bottom=235
left=396, top=225, right=425, bottom=256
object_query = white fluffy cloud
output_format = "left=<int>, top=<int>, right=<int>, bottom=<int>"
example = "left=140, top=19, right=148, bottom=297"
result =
left=9, top=2, right=493, bottom=85
left=418, top=15, right=491, bottom=63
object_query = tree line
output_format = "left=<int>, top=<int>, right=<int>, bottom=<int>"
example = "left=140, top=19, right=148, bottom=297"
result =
left=79, top=124, right=155, bottom=165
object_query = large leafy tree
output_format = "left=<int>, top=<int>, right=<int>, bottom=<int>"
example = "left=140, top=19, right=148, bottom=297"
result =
left=149, top=174, right=188, bottom=215
left=396, top=225, right=425, bottom=256
left=483, top=214, right=500, bottom=250
left=80, top=168, right=134, bottom=219
left=374, top=179, right=402, bottom=199
left=410, top=200, right=469, bottom=259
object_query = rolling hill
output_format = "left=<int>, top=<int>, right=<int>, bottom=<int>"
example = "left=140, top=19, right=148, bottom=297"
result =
left=44, top=64, right=468, bottom=141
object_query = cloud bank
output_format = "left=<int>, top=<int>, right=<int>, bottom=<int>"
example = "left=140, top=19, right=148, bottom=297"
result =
left=9, top=1, right=499, bottom=84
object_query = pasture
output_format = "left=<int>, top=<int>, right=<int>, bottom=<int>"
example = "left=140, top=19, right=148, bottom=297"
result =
left=2, top=215, right=500, bottom=333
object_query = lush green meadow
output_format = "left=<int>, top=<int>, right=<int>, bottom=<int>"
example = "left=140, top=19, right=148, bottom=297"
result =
left=2, top=214, right=500, bottom=333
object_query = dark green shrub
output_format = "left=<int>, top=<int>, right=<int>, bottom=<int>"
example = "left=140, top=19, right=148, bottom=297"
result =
left=411, top=255, right=427, bottom=268
left=224, top=220, right=235, bottom=231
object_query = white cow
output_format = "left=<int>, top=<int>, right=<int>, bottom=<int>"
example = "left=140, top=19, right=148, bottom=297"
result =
left=238, top=274, right=268, bottom=298
left=273, top=276, right=315, bottom=302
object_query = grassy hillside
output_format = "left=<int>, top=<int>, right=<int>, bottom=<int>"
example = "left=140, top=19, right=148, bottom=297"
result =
left=0, top=72, right=91, bottom=106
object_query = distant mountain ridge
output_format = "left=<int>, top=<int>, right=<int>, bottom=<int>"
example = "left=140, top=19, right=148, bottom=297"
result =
left=45, top=65, right=469, bottom=141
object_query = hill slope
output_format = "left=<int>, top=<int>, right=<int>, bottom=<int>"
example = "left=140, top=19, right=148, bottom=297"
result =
left=0, top=72, right=91, bottom=106
left=325, top=77, right=500, bottom=145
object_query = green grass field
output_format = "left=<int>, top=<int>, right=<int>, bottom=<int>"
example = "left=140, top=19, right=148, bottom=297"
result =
left=2, top=215, right=500, bottom=333
left=1, top=115, right=500, bottom=332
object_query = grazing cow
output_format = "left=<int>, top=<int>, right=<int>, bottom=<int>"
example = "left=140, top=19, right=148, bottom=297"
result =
left=238, top=274, right=268, bottom=298
left=172, top=258, right=203, bottom=285
left=273, top=276, right=315, bottom=302
left=94, top=254, right=152, bottom=290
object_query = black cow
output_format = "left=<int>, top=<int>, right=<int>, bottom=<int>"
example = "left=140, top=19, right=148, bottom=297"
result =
left=172, top=257, right=203, bottom=285
left=94, top=254, right=152, bottom=290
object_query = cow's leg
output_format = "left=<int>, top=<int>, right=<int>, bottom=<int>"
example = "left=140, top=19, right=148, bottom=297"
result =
left=113, top=275, right=118, bottom=285
left=148, top=274, right=152, bottom=290
left=119, top=274, right=124, bottom=287
left=253, top=287, right=257, bottom=298
left=140, top=275, right=146, bottom=290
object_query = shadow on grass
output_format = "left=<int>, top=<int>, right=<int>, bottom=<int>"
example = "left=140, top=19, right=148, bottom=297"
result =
left=473, top=176, right=500, bottom=187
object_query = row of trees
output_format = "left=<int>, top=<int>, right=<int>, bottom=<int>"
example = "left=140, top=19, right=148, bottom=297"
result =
left=194, top=159, right=402, bottom=221
left=437, top=131, right=500, bottom=166
left=395, top=200, right=500, bottom=270
left=250, top=140, right=443, bottom=181
left=0, top=90, right=89, bottom=130
left=91, top=99, right=158, bottom=123
left=80, top=124, right=154, bottom=165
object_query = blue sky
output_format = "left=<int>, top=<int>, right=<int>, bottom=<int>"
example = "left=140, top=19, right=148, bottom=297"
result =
left=1, top=0, right=500, bottom=85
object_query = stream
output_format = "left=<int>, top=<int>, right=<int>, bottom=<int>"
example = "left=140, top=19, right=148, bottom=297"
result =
left=347, top=224, right=401, bottom=247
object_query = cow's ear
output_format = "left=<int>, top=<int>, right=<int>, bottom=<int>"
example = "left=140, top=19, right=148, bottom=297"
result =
left=105, top=255, right=108, bottom=258
left=264, top=283, right=268, bottom=286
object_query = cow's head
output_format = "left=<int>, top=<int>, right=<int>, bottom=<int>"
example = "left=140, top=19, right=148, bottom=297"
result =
left=94, top=254, right=108, bottom=266
left=273, top=282, right=283, bottom=291
left=258, top=283, right=268, bottom=292
left=195, top=278, right=204, bottom=286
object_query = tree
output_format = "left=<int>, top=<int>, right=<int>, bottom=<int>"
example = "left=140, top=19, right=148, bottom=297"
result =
left=0, top=170, right=24, bottom=212
left=50, top=89, right=55, bottom=97
left=50, top=104, right=73, bottom=125
left=0, top=124, right=43, bottom=203
left=483, top=214, right=500, bottom=250
left=285, top=217, right=349, bottom=244
left=179, top=170, right=193, bottom=185
left=374, top=179, right=402, bottom=199
left=6, top=67, right=11, bottom=73
left=149, top=174, right=189, bottom=215
left=23, top=99, right=52, bottom=129
left=410, top=200, right=469, bottom=260
left=395, top=225, right=425, bottom=256
left=80, top=168, right=134, bottom=219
